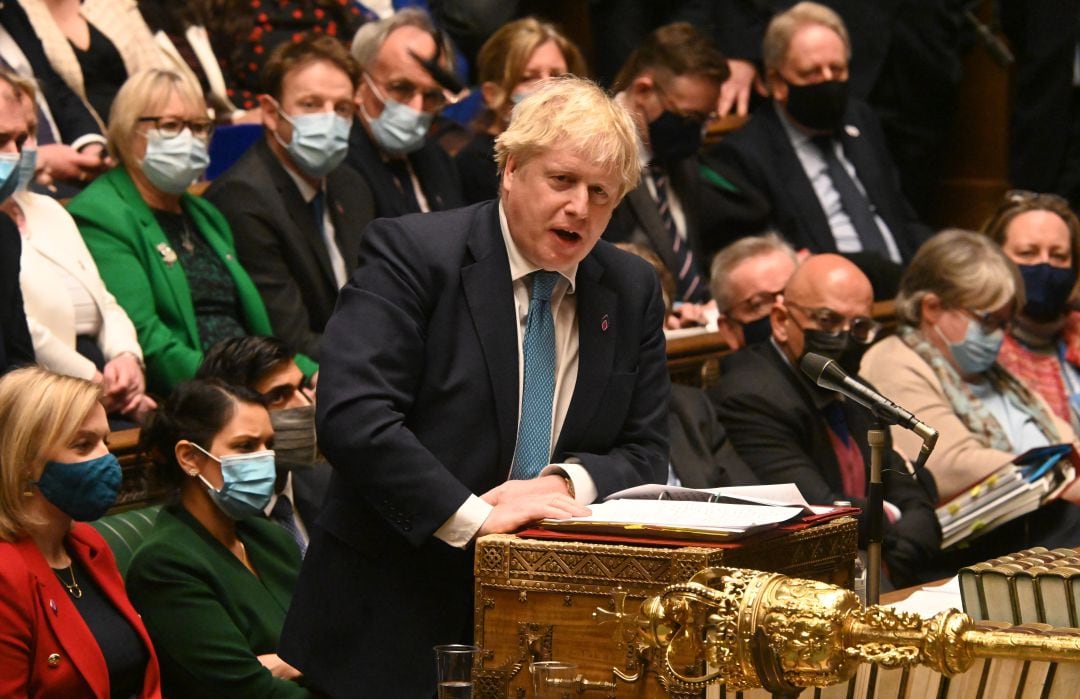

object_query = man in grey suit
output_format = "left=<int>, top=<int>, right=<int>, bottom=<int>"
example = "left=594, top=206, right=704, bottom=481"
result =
left=206, top=34, right=374, bottom=364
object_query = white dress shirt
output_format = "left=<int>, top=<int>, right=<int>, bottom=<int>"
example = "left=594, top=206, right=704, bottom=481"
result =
left=776, top=104, right=902, bottom=264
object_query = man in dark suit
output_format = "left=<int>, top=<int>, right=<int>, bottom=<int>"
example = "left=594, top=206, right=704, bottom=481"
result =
left=1, top=215, right=33, bottom=374
left=705, top=2, right=930, bottom=299
left=603, top=23, right=729, bottom=315
left=709, top=254, right=940, bottom=588
left=279, top=77, right=669, bottom=697
left=197, top=335, right=330, bottom=556
left=347, top=8, right=465, bottom=217
left=206, top=35, right=375, bottom=364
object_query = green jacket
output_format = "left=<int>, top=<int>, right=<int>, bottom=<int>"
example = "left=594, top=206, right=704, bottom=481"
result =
left=68, top=168, right=316, bottom=394
left=126, top=506, right=314, bottom=699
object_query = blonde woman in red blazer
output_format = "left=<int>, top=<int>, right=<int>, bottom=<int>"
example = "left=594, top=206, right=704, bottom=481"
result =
left=0, top=367, right=161, bottom=698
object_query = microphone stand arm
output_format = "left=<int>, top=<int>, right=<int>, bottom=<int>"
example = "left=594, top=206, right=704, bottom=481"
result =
left=865, top=420, right=886, bottom=606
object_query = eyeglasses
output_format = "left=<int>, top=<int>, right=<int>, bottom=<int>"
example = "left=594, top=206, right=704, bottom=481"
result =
left=726, top=289, right=782, bottom=320
left=959, top=308, right=1010, bottom=334
left=652, top=82, right=715, bottom=124
left=138, top=116, right=214, bottom=140
left=365, top=72, right=453, bottom=112
left=786, top=301, right=881, bottom=344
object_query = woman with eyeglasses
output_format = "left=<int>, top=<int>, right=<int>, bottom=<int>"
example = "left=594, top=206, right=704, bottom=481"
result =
left=0, top=367, right=162, bottom=698
left=983, top=191, right=1080, bottom=434
left=68, top=69, right=276, bottom=397
left=455, top=17, right=586, bottom=204
left=862, top=229, right=1080, bottom=552
left=127, top=379, right=313, bottom=698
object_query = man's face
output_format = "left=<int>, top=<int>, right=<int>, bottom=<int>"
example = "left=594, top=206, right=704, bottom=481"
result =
left=0, top=83, right=29, bottom=156
left=261, top=59, right=355, bottom=147
left=501, top=146, right=622, bottom=271
left=768, top=23, right=849, bottom=105
left=638, top=72, right=720, bottom=127
left=774, top=266, right=873, bottom=361
left=253, top=361, right=311, bottom=411
left=717, top=250, right=797, bottom=349
left=358, top=25, right=445, bottom=121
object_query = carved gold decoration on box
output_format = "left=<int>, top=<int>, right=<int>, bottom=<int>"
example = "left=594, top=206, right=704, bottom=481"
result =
left=618, top=566, right=1080, bottom=695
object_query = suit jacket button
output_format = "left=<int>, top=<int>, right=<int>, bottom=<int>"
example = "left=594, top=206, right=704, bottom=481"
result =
left=47, top=653, right=61, bottom=667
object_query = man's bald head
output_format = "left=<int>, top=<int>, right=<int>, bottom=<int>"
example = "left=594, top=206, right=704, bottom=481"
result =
left=773, top=254, right=874, bottom=363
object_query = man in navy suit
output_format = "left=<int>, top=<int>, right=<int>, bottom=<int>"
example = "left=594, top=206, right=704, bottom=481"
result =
left=279, top=76, right=669, bottom=697
left=704, top=2, right=930, bottom=299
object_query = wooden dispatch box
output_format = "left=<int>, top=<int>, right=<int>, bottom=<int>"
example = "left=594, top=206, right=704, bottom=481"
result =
left=473, top=517, right=859, bottom=698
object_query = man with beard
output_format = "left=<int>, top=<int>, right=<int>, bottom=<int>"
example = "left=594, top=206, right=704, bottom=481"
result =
left=708, top=253, right=940, bottom=588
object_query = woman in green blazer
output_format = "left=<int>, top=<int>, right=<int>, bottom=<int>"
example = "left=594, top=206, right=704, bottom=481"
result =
left=68, top=68, right=315, bottom=396
left=128, top=378, right=314, bottom=698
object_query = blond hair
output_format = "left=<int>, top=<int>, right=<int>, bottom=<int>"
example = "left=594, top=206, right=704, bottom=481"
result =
left=494, top=76, right=642, bottom=199
left=762, top=1, right=850, bottom=74
left=476, top=17, right=586, bottom=124
left=895, top=229, right=1023, bottom=326
left=0, top=367, right=102, bottom=542
left=107, top=68, right=207, bottom=167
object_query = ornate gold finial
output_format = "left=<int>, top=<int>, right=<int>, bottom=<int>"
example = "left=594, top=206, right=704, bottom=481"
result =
left=611, top=566, right=1080, bottom=694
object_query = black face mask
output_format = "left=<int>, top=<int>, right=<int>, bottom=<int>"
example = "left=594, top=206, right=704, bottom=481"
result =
left=783, top=80, right=848, bottom=133
left=648, top=110, right=703, bottom=163
left=802, top=329, right=866, bottom=375
left=740, top=315, right=773, bottom=346
left=1019, top=263, right=1077, bottom=322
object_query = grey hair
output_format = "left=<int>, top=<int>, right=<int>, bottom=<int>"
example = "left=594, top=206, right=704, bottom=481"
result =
left=351, top=8, right=452, bottom=71
left=762, top=1, right=850, bottom=74
left=895, top=228, right=1023, bottom=326
left=709, top=232, right=798, bottom=312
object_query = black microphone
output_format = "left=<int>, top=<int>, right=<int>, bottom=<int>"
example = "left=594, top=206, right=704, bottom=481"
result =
left=800, top=352, right=938, bottom=470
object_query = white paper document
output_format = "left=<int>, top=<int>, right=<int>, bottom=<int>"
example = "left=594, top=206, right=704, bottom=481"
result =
left=548, top=499, right=804, bottom=533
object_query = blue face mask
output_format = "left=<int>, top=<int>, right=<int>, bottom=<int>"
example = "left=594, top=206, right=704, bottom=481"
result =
left=17, top=146, right=36, bottom=191
left=1018, top=263, right=1077, bottom=322
left=191, top=443, right=277, bottom=520
left=362, top=74, right=434, bottom=157
left=936, top=320, right=1004, bottom=375
left=33, top=453, right=122, bottom=521
left=140, top=128, right=210, bottom=195
left=0, top=152, right=22, bottom=203
left=274, top=106, right=351, bottom=178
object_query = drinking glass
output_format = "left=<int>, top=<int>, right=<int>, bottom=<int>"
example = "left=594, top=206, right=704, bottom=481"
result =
left=434, top=644, right=481, bottom=699
left=530, top=661, right=578, bottom=699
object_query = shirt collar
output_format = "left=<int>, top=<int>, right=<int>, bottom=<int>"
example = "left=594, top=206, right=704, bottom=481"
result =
left=281, top=163, right=323, bottom=204
left=497, top=200, right=577, bottom=293
left=263, top=471, right=294, bottom=517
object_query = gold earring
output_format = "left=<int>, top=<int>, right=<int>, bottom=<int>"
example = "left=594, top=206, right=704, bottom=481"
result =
left=21, top=479, right=33, bottom=497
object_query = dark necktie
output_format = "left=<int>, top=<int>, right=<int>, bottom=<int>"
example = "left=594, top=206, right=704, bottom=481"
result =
left=650, top=164, right=706, bottom=302
left=510, top=271, right=560, bottom=480
left=386, top=158, right=421, bottom=214
left=821, top=400, right=867, bottom=500
left=310, top=189, right=325, bottom=239
left=811, top=135, right=888, bottom=256
left=270, top=494, right=307, bottom=557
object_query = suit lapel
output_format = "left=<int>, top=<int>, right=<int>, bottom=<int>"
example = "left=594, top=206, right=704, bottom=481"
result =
left=625, top=183, right=681, bottom=276
left=326, top=173, right=361, bottom=273
left=762, top=108, right=838, bottom=253
left=110, top=172, right=201, bottom=345
left=348, top=122, right=409, bottom=217
left=461, top=205, right=520, bottom=475
left=257, top=143, right=339, bottom=291
left=555, top=255, right=616, bottom=455
left=15, top=538, right=109, bottom=699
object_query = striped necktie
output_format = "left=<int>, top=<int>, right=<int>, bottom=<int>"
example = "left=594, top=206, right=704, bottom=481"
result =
left=650, top=164, right=706, bottom=302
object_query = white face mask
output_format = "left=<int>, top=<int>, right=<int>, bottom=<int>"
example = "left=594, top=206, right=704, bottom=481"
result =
left=140, top=129, right=210, bottom=195
left=360, top=73, right=434, bottom=157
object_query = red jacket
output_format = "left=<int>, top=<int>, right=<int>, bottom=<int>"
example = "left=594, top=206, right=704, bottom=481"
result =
left=0, top=522, right=162, bottom=698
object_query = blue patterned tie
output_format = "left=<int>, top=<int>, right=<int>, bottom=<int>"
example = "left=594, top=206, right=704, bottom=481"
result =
left=511, top=271, right=560, bottom=480
left=270, top=494, right=307, bottom=557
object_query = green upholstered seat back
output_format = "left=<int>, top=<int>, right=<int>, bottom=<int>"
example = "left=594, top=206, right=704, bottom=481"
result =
left=91, top=505, right=162, bottom=576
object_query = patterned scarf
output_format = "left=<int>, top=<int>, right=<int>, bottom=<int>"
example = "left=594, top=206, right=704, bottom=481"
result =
left=897, top=326, right=1061, bottom=451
